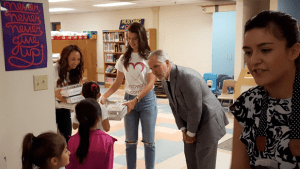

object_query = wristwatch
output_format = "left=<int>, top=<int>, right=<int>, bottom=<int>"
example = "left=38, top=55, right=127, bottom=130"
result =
left=135, top=96, right=140, bottom=103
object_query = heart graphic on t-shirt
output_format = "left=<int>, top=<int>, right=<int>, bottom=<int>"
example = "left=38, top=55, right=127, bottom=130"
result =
left=128, top=62, right=145, bottom=81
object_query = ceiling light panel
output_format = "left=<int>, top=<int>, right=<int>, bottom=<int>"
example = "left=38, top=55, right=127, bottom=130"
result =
left=49, top=8, right=75, bottom=12
left=93, top=2, right=135, bottom=7
left=48, top=0, right=71, bottom=2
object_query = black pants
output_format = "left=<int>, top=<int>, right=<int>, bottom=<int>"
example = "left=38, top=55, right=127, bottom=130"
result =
left=56, top=108, right=72, bottom=143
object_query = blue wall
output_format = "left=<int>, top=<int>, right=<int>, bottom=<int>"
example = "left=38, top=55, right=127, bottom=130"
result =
left=278, top=0, right=300, bottom=22
left=212, top=11, right=236, bottom=77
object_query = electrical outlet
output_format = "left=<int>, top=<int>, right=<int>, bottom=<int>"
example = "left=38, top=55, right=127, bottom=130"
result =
left=33, top=75, right=48, bottom=91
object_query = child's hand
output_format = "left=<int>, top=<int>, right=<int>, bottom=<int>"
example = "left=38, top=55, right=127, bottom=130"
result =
left=123, top=99, right=138, bottom=114
left=55, top=89, right=67, bottom=103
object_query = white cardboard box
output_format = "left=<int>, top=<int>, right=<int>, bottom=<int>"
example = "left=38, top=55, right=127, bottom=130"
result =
left=60, top=86, right=82, bottom=97
left=105, top=100, right=127, bottom=121
left=55, top=101, right=76, bottom=110
left=65, top=95, right=85, bottom=103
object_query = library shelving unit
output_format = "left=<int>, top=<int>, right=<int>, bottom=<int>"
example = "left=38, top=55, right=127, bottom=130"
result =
left=51, top=39, right=97, bottom=82
left=103, top=29, right=157, bottom=89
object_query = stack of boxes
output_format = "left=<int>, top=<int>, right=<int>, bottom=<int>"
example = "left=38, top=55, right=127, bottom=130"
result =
left=56, top=83, right=128, bottom=121
left=55, top=84, right=84, bottom=109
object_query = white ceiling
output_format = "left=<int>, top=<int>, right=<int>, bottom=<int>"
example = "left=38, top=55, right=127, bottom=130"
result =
left=49, top=0, right=236, bottom=15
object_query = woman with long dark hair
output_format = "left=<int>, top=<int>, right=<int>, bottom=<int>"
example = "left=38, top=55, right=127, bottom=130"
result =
left=100, top=22, right=158, bottom=169
left=54, top=44, right=84, bottom=143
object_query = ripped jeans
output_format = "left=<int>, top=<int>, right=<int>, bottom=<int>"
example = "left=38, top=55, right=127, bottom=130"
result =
left=124, top=90, right=157, bottom=169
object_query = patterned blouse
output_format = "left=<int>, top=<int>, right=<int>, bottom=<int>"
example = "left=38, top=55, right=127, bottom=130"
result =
left=231, top=86, right=300, bottom=169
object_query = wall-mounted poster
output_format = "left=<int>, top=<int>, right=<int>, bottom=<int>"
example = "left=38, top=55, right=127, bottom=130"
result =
left=119, top=19, right=144, bottom=30
left=1, top=1, right=47, bottom=71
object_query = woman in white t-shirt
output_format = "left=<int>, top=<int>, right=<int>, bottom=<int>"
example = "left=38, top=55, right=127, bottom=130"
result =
left=54, top=44, right=84, bottom=143
left=100, top=22, right=157, bottom=169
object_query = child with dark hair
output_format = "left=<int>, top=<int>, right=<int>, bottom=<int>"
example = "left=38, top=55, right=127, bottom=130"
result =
left=67, top=98, right=117, bottom=169
left=72, top=81, right=110, bottom=132
left=21, top=132, right=70, bottom=169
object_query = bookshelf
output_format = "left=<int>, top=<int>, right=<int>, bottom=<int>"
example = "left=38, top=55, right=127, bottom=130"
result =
left=103, top=29, right=157, bottom=89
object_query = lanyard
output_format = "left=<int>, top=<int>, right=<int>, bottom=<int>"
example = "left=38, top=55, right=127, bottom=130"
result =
left=256, top=71, right=300, bottom=156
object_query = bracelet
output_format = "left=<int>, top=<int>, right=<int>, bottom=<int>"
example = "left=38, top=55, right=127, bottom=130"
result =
left=135, top=96, right=140, bottom=103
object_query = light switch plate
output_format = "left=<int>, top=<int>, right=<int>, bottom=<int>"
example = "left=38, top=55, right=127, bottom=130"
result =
left=33, top=75, right=48, bottom=91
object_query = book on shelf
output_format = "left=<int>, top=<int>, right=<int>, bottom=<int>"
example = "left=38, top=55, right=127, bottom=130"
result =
left=119, top=33, right=124, bottom=42
left=103, top=32, right=126, bottom=42
left=103, top=33, right=106, bottom=42
left=104, top=43, right=108, bottom=52
left=111, top=43, right=115, bottom=52
left=104, top=43, right=114, bottom=52
left=115, top=44, right=119, bottom=52
left=111, top=68, right=117, bottom=73
left=104, top=43, right=125, bottom=53
left=105, top=77, right=116, bottom=84
left=105, top=54, right=115, bottom=62
left=105, top=65, right=114, bottom=73
left=114, top=32, right=119, bottom=42
left=106, top=66, right=117, bottom=73
left=120, top=44, right=125, bottom=52
left=108, top=33, right=112, bottom=42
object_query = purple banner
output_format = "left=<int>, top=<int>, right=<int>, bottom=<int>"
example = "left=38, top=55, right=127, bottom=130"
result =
left=1, top=1, right=47, bottom=71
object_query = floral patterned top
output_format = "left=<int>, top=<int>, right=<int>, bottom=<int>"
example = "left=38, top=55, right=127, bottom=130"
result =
left=231, top=86, right=300, bottom=169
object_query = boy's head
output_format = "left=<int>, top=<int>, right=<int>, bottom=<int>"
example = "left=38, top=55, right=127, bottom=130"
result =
left=81, top=81, right=100, bottom=100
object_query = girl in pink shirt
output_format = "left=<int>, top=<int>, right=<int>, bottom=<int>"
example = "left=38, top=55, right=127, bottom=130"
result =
left=66, top=98, right=117, bottom=169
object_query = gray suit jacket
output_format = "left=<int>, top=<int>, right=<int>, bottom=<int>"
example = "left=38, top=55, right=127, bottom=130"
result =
left=163, top=64, right=229, bottom=145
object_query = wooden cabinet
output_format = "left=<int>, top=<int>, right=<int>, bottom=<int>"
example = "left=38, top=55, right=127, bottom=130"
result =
left=147, top=28, right=156, bottom=52
left=51, top=39, right=97, bottom=82
left=103, top=29, right=156, bottom=89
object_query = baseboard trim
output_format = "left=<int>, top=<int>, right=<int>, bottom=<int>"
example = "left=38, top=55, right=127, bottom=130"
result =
left=97, top=82, right=105, bottom=85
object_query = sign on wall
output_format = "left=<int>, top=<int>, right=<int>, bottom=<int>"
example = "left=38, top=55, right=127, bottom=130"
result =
left=119, top=19, right=145, bottom=30
left=1, top=1, right=47, bottom=71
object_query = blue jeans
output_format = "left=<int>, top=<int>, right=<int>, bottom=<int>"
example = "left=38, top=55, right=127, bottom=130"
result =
left=124, top=90, right=157, bottom=169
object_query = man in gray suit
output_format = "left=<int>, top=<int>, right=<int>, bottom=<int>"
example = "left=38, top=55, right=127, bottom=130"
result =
left=148, top=50, right=229, bottom=169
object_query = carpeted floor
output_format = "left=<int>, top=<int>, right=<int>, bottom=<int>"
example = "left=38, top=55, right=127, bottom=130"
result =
left=218, top=138, right=233, bottom=151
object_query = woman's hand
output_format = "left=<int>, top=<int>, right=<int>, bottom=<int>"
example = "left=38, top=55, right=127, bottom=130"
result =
left=55, top=89, right=67, bottom=103
left=123, top=98, right=138, bottom=114
left=100, top=95, right=107, bottom=105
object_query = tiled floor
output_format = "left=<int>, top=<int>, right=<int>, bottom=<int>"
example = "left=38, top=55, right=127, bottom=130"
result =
left=71, top=88, right=233, bottom=169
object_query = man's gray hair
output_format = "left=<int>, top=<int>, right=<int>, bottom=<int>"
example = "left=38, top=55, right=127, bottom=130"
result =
left=148, top=50, right=173, bottom=64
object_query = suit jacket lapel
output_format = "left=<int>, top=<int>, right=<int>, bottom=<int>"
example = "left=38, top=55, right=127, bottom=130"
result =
left=163, top=81, right=174, bottom=106
left=170, top=64, right=178, bottom=111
